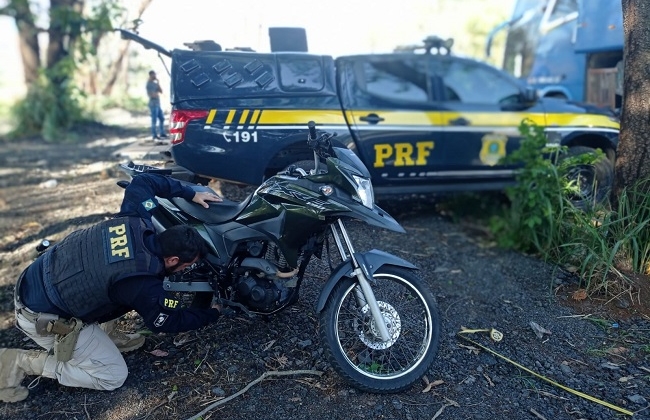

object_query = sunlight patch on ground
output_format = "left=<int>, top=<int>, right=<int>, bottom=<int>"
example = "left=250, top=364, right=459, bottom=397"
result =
left=0, top=168, right=23, bottom=177
left=85, top=137, right=139, bottom=149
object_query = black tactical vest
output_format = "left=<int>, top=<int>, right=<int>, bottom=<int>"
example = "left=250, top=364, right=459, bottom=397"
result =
left=43, top=216, right=164, bottom=320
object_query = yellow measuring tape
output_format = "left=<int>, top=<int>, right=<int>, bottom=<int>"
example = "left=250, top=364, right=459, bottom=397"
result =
left=457, top=328, right=634, bottom=416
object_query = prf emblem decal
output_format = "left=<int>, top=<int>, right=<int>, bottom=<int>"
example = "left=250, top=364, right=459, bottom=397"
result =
left=142, top=199, right=157, bottom=211
left=154, top=313, right=168, bottom=327
left=102, top=222, right=134, bottom=263
left=479, top=134, right=507, bottom=166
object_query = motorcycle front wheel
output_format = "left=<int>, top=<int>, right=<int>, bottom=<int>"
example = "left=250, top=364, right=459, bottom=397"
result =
left=319, top=266, right=440, bottom=393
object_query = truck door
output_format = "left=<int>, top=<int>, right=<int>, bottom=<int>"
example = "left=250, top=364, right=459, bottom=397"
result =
left=337, top=55, right=444, bottom=192
left=431, top=55, right=545, bottom=177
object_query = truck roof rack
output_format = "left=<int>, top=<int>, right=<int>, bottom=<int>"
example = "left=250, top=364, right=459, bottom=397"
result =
left=394, top=35, right=453, bottom=55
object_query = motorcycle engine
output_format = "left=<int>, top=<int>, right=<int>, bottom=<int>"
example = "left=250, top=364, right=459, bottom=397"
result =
left=232, top=242, right=298, bottom=312
left=235, top=273, right=286, bottom=311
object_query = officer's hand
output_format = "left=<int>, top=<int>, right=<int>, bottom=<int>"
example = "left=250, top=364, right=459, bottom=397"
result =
left=193, top=191, right=222, bottom=208
left=211, top=301, right=235, bottom=318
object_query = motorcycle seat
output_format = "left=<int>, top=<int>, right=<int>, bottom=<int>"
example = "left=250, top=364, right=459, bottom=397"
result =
left=171, top=193, right=253, bottom=224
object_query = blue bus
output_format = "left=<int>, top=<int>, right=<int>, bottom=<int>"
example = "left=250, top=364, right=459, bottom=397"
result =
left=486, top=0, right=623, bottom=109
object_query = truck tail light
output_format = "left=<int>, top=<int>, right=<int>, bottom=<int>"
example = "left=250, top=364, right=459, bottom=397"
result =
left=169, top=110, right=209, bottom=144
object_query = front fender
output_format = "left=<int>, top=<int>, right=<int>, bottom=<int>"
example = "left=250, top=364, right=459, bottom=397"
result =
left=315, top=249, right=418, bottom=312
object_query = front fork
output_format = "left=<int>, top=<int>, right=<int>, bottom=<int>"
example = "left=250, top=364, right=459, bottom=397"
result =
left=330, top=220, right=391, bottom=342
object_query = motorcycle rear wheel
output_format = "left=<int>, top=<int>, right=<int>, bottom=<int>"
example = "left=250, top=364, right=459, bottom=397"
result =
left=319, top=266, right=440, bottom=393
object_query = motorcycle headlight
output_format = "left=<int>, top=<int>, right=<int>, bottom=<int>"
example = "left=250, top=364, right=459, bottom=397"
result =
left=352, top=175, right=374, bottom=209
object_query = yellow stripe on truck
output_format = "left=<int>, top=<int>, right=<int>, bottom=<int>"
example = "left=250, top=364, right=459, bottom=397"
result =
left=205, top=109, right=217, bottom=125
left=545, top=113, right=619, bottom=129
left=239, top=109, right=250, bottom=125
left=251, top=109, right=261, bottom=126
left=256, top=110, right=347, bottom=125
left=347, top=110, right=446, bottom=125
left=215, top=109, right=618, bottom=131
left=442, top=111, right=546, bottom=127
left=226, top=109, right=236, bottom=124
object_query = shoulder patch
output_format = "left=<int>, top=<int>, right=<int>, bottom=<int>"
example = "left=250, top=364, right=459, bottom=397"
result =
left=141, top=199, right=157, bottom=211
left=154, top=313, right=168, bottom=327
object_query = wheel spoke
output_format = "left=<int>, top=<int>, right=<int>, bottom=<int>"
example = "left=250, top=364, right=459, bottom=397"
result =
left=334, top=274, right=433, bottom=378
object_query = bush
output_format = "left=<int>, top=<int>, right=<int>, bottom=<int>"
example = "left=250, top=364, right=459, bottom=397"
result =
left=10, top=62, right=86, bottom=143
left=489, top=119, right=586, bottom=254
left=442, top=119, right=647, bottom=297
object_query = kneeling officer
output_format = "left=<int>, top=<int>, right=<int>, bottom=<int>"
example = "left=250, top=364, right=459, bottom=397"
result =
left=0, top=173, right=222, bottom=402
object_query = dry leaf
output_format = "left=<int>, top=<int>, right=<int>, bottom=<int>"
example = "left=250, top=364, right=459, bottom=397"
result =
left=149, top=349, right=169, bottom=357
left=572, top=289, right=588, bottom=301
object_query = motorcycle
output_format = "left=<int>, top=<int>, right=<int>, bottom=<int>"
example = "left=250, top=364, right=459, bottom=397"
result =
left=119, top=121, right=441, bottom=393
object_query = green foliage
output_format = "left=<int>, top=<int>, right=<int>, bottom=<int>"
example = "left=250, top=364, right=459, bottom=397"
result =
left=7, top=0, right=125, bottom=141
left=551, top=177, right=650, bottom=293
left=10, top=60, right=87, bottom=142
left=77, top=0, right=126, bottom=59
left=489, top=120, right=580, bottom=253
left=447, top=119, right=650, bottom=297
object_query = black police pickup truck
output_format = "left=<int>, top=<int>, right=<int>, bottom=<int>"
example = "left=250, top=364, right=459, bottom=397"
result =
left=123, top=31, right=619, bottom=199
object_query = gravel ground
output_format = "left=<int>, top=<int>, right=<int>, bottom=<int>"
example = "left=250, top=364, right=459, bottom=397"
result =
left=0, top=125, right=649, bottom=420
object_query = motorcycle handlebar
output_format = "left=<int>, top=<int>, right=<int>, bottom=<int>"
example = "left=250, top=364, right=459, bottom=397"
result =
left=306, top=121, right=336, bottom=160
left=308, top=120, right=317, bottom=141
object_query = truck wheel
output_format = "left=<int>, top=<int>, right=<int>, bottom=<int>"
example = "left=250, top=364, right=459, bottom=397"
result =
left=562, top=146, right=613, bottom=210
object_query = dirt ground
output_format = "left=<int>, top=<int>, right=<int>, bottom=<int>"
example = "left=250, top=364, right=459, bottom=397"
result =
left=0, top=119, right=649, bottom=420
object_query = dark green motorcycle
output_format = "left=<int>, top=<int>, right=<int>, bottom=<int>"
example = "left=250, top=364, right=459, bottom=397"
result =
left=122, top=121, right=441, bottom=393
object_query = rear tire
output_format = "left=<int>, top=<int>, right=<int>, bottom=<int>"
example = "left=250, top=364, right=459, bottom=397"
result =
left=319, top=267, right=441, bottom=393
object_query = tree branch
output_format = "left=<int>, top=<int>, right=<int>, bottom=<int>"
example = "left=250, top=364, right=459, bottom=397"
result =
left=184, top=370, right=323, bottom=420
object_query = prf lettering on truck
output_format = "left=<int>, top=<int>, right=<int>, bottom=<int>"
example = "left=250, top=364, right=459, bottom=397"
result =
left=104, top=223, right=134, bottom=263
left=374, top=141, right=435, bottom=168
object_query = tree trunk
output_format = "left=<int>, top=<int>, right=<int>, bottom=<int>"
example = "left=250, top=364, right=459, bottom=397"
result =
left=9, top=0, right=40, bottom=84
left=614, top=0, right=650, bottom=200
left=46, top=0, right=85, bottom=71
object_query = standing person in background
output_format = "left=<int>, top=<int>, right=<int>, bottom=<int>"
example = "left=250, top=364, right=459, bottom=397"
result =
left=146, top=70, right=168, bottom=141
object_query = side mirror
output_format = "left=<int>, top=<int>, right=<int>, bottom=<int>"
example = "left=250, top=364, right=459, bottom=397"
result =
left=522, top=86, right=538, bottom=103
